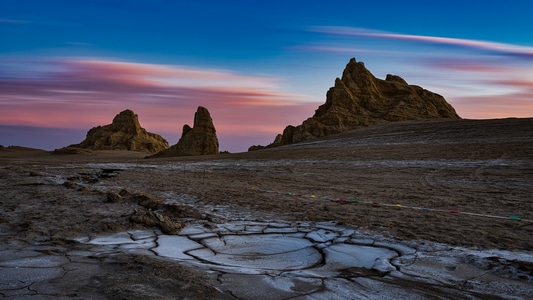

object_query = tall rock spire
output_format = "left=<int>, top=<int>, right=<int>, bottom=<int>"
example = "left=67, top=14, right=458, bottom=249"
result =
left=152, top=106, right=219, bottom=157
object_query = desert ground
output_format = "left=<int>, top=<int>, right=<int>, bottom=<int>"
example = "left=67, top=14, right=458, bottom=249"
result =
left=1, top=118, right=532, bottom=299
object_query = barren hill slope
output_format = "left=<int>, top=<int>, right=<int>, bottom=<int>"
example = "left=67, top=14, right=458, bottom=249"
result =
left=241, top=118, right=532, bottom=161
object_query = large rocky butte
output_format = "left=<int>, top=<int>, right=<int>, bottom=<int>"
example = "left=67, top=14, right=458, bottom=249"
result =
left=251, top=58, right=460, bottom=150
left=152, top=106, right=219, bottom=157
left=63, top=109, right=169, bottom=153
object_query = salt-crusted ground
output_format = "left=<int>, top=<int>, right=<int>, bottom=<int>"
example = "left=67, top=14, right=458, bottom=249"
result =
left=1, top=118, right=532, bottom=299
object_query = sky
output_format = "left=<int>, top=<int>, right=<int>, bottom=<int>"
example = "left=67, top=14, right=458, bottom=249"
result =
left=1, top=0, right=532, bottom=152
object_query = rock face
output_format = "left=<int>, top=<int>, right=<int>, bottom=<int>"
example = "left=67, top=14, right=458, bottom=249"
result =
left=153, top=106, right=219, bottom=157
left=68, top=109, right=169, bottom=153
left=254, top=58, right=460, bottom=149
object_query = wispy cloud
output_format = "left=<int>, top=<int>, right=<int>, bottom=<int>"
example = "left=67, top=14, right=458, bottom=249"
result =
left=0, top=58, right=318, bottom=151
left=421, top=58, right=516, bottom=73
left=311, top=26, right=533, bottom=59
left=65, top=42, right=92, bottom=46
left=290, top=45, right=389, bottom=56
left=0, top=18, right=28, bottom=24
left=489, top=79, right=533, bottom=89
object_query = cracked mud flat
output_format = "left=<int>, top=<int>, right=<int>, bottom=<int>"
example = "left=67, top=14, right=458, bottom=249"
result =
left=1, top=118, right=533, bottom=299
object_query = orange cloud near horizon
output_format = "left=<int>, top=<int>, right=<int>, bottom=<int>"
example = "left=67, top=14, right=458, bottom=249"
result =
left=451, top=91, right=533, bottom=120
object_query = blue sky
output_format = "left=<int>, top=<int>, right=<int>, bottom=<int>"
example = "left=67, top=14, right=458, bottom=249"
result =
left=1, top=1, right=532, bottom=152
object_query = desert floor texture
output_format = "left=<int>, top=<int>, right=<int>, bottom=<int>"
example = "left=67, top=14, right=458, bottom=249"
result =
left=1, top=118, right=532, bottom=299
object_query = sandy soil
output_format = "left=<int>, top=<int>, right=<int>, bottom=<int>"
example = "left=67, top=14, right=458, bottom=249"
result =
left=1, top=118, right=532, bottom=298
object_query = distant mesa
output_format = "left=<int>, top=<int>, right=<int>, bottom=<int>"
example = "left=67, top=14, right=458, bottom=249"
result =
left=150, top=106, right=219, bottom=157
left=250, top=58, right=460, bottom=150
left=58, top=109, right=169, bottom=153
left=0, top=145, right=48, bottom=154
left=0, top=146, right=48, bottom=161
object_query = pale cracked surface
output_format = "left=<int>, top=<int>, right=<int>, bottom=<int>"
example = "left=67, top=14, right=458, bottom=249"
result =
left=1, top=118, right=532, bottom=299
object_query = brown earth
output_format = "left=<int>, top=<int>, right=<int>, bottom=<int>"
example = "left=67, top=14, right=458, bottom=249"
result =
left=1, top=117, right=532, bottom=298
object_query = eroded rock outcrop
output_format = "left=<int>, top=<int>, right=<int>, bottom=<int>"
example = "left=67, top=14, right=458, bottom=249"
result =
left=252, top=58, right=460, bottom=149
left=64, top=109, right=169, bottom=153
left=152, top=106, right=219, bottom=157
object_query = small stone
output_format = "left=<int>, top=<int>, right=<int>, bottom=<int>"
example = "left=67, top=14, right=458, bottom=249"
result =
left=106, top=192, right=123, bottom=203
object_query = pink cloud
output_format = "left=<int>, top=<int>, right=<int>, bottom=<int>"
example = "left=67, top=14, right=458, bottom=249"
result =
left=422, top=58, right=515, bottom=73
left=61, top=59, right=281, bottom=90
left=489, top=79, right=533, bottom=89
left=0, top=58, right=317, bottom=152
left=451, top=90, right=533, bottom=119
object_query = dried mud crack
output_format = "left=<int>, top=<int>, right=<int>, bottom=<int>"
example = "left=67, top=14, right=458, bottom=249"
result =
left=1, top=118, right=532, bottom=299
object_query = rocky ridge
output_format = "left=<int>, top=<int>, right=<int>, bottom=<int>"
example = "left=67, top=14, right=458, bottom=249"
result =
left=251, top=58, right=460, bottom=150
left=152, top=106, right=219, bottom=157
left=62, top=109, right=169, bottom=153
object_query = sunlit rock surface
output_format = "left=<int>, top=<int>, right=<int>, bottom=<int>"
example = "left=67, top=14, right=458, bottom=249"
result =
left=61, top=109, right=169, bottom=153
left=253, top=58, right=460, bottom=150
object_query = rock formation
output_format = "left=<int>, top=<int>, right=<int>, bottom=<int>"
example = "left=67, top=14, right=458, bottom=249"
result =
left=152, top=106, right=219, bottom=157
left=65, top=109, right=169, bottom=153
left=252, top=58, right=460, bottom=149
